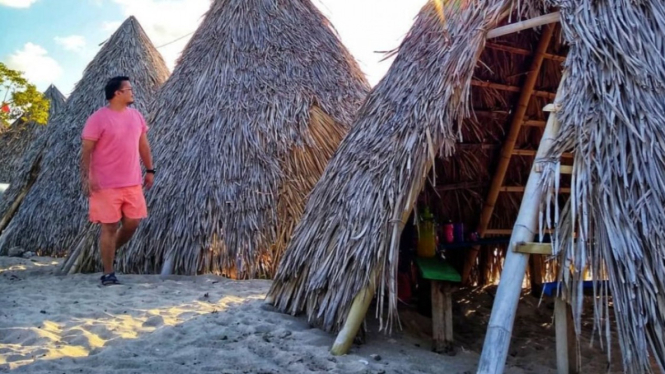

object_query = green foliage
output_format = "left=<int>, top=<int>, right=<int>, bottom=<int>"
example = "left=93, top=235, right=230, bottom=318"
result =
left=0, top=62, right=50, bottom=128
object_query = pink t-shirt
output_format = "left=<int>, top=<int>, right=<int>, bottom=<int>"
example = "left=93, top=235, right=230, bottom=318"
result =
left=81, top=107, right=148, bottom=190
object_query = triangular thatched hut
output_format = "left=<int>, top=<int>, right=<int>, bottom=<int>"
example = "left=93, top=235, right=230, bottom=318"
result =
left=269, top=0, right=664, bottom=373
left=0, top=85, right=66, bottom=232
left=0, top=16, right=169, bottom=256
left=82, top=0, right=369, bottom=279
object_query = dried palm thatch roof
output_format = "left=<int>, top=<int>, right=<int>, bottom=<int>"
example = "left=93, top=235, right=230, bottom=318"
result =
left=0, top=16, right=169, bottom=256
left=267, top=0, right=552, bottom=333
left=538, top=1, right=665, bottom=372
left=0, top=85, right=66, bottom=233
left=65, top=0, right=370, bottom=278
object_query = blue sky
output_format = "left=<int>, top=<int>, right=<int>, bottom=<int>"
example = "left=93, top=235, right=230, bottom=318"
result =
left=0, top=0, right=428, bottom=96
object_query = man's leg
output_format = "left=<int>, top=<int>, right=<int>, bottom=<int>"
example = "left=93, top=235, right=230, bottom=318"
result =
left=115, top=217, right=140, bottom=250
left=101, top=222, right=119, bottom=274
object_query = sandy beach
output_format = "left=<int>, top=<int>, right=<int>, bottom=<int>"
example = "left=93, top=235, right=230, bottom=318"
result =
left=0, top=256, right=622, bottom=374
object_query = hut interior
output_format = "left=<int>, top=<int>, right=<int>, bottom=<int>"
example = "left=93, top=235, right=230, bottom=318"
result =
left=395, top=17, right=569, bottom=305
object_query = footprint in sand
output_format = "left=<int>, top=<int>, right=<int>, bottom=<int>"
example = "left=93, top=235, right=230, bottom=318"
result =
left=142, top=315, right=164, bottom=328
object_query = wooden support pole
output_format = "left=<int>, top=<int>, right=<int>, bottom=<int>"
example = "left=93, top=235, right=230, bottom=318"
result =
left=487, top=12, right=560, bottom=39
left=462, top=24, right=556, bottom=284
left=431, top=281, right=454, bottom=353
left=554, top=297, right=569, bottom=374
left=476, top=71, right=568, bottom=374
left=555, top=298, right=579, bottom=374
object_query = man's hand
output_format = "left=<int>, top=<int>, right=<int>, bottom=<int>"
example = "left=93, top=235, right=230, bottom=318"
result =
left=82, top=176, right=100, bottom=197
left=144, top=173, right=154, bottom=190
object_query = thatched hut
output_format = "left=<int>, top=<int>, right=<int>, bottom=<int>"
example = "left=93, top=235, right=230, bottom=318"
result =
left=268, top=0, right=555, bottom=331
left=535, top=1, right=665, bottom=373
left=0, top=16, right=169, bottom=256
left=68, top=0, right=369, bottom=278
left=269, top=0, right=664, bottom=372
left=0, top=85, right=66, bottom=231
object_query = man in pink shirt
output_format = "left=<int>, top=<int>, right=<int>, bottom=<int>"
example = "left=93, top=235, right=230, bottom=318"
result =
left=81, top=76, right=154, bottom=285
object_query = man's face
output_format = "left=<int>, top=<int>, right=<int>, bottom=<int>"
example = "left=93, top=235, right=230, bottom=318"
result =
left=116, top=80, right=134, bottom=105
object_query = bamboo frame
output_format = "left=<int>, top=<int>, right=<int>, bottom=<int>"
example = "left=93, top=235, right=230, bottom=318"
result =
left=462, top=24, right=556, bottom=284
left=487, top=12, right=560, bottom=39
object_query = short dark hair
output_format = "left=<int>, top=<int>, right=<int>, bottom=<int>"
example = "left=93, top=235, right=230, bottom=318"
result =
left=105, top=76, right=130, bottom=100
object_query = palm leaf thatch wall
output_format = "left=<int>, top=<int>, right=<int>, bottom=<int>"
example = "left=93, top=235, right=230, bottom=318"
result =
left=268, top=0, right=551, bottom=333
left=73, top=0, right=371, bottom=279
left=538, top=1, right=665, bottom=372
left=0, top=85, right=66, bottom=230
left=0, top=17, right=169, bottom=256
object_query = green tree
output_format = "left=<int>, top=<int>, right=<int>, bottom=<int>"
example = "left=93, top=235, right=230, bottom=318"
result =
left=0, top=62, right=50, bottom=128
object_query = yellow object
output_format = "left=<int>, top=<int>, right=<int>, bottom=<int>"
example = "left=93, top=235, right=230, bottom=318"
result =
left=417, top=208, right=436, bottom=258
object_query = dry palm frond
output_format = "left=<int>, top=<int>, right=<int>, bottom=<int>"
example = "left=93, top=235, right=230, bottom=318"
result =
left=0, top=17, right=169, bottom=256
left=267, top=0, right=546, bottom=333
left=538, top=1, right=665, bottom=372
left=72, top=0, right=372, bottom=278
left=0, top=86, right=67, bottom=233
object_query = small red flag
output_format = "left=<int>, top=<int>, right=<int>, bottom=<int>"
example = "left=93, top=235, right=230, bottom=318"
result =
left=1, top=103, right=9, bottom=113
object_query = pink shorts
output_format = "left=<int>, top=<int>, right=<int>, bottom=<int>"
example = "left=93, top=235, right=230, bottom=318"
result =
left=89, top=185, right=148, bottom=224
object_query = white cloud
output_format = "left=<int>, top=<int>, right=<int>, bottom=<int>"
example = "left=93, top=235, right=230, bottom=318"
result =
left=109, top=0, right=211, bottom=70
left=0, top=0, right=37, bottom=7
left=107, top=0, right=427, bottom=86
left=313, top=0, right=428, bottom=86
left=102, top=21, right=122, bottom=32
left=6, top=43, right=63, bottom=85
left=54, top=35, right=87, bottom=52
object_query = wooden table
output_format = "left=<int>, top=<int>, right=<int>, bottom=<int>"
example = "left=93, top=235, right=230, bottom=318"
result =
left=415, top=257, right=461, bottom=354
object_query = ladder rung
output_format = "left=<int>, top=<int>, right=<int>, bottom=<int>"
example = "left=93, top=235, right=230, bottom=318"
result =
left=500, top=186, right=571, bottom=193
left=512, top=149, right=574, bottom=158
left=534, top=164, right=573, bottom=174
left=523, top=120, right=546, bottom=127
left=515, top=242, right=552, bottom=255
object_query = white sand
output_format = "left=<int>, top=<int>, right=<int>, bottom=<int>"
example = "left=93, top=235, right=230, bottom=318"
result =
left=0, top=256, right=622, bottom=374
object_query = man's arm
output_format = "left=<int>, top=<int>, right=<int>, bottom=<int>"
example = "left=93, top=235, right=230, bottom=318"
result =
left=81, top=139, right=96, bottom=196
left=139, top=133, right=154, bottom=189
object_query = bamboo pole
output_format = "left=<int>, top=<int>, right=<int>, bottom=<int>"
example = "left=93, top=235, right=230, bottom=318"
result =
left=330, top=274, right=377, bottom=355
left=476, top=71, right=568, bottom=374
left=487, top=12, right=560, bottom=39
left=462, top=24, right=556, bottom=284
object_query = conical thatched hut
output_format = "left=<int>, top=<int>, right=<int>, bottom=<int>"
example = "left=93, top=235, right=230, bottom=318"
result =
left=67, top=0, right=369, bottom=278
left=0, top=85, right=66, bottom=233
left=0, top=16, right=169, bottom=256
left=269, top=0, right=663, bottom=372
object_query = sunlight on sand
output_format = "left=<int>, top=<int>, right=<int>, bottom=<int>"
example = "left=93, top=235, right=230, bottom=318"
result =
left=0, top=261, right=59, bottom=274
left=0, top=264, right=27, bottom=274
left=0, top=294, right=262, bottom=369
